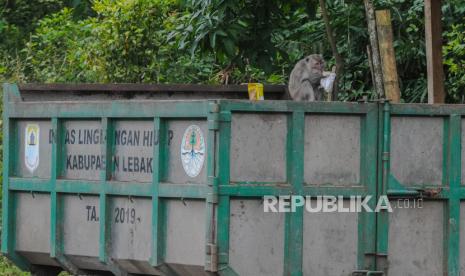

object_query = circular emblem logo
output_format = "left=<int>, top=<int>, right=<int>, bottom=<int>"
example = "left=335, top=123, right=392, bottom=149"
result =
left=181, top=125, right=205, bottom=178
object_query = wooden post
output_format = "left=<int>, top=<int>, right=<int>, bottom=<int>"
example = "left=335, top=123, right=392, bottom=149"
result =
left=364, top=0, right=384, bottom=98
left=425, top=0, right=445, bottom=104
left=376, top=10, right=401, bottom=103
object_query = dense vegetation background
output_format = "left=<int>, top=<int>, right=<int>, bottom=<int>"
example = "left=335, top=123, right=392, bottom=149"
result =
left=0, top=0, right=464, bottom=274
left=1, top=0, right=465, bottom=102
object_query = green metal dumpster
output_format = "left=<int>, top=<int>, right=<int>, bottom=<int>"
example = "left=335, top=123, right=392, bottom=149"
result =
left=2, top=83, right=465, bottom=276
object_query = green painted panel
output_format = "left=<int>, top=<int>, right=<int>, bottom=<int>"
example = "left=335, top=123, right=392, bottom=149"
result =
left=3, top=83, right=464, bottom=276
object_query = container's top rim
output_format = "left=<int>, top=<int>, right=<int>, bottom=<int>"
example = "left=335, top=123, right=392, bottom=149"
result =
left=16, top=83, right=287, bottom=93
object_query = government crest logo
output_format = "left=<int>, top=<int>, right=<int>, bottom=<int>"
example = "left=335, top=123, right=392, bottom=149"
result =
left=181, top=125, right=205, bottom=178
left=25, top=124, right=40, bottom=173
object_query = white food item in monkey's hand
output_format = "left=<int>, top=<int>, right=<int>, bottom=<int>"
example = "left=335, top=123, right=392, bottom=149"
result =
left=320, top=72, right=336, bottom=93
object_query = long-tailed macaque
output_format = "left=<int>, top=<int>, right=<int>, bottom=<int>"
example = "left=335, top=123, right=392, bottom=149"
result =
left=288, top=54, right=325, bottom=101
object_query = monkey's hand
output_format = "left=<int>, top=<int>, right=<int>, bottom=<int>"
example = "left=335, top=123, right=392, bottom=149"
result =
left=322, top=71, right=333, bottom=77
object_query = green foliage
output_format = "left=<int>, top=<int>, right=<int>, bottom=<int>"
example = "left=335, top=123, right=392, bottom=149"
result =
left=24, top=8, right=99, bottom=82
left=444, top=22, right=465, bottom=103
left=20, top=0, right=223, bottom=83
left=170, top=0, right=324, bottom=80
left=2, top=0, right=465, bottom=97
left=0, top=0, right=65, bottom=50
left=90, top=0, right=174, bottom=82
left=0, top=256, right=29, bottom=276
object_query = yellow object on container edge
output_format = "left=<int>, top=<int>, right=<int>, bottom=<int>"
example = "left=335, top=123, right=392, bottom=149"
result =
left=247, top=83, right=264, bottom=101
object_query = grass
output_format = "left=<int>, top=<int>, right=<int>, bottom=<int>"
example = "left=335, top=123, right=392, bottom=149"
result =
left=0, top=256, right=29, bottom=276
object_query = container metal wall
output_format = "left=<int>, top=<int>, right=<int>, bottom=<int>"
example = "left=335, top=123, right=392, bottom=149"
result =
left=217, top=100, right=378, bottom=276
left=303, top=115, right=361, bottom=185
left=230, top=113, right=287, bottom=183
left=380, top=104, right=465, bottom=276
left=229, top=199, right=285, bottom=276
left=2, top=84, right=217, bottom=275
left=4, top=83, right=465, bottom=276
left=387, top=201, right=443, bottom=275
left=302, top=201, right=358, bottom=275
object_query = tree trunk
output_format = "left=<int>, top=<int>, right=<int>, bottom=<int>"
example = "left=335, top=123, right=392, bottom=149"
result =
left=318, top=0, right=344, bottom=101
left=424, top=0, right=445, bottom=103
left=364, top=0, right=384, bottom=98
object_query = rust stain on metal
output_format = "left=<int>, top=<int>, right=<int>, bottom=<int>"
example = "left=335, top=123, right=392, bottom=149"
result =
left=421, top=187, right=442, bottom=198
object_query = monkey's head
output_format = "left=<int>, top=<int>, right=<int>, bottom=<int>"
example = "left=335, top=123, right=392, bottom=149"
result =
left=303, top=54, right=325, bottom=84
